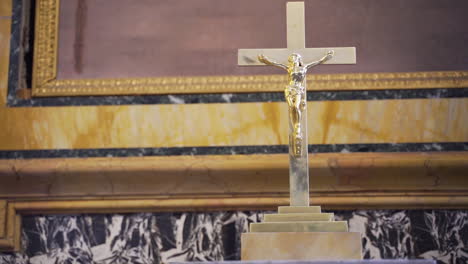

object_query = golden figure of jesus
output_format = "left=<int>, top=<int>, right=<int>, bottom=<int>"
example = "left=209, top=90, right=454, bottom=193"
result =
left=258, top=51, right=334, bottom=156
left=238, top=2, right=355, bottom=206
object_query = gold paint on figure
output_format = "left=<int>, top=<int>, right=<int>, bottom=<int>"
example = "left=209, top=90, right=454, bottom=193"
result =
left=258, top=51, right=334, bottom=156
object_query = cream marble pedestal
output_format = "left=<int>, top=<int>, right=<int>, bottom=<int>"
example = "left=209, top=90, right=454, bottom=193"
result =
left=241, top=206, right=362, bottom=260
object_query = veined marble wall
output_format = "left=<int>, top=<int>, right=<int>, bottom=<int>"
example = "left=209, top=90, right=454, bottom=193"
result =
left=1, top=2, right=467, bottom=264
left=0, top=210, right=466, bottom=264
left=1, top=0, right=468, bottom=151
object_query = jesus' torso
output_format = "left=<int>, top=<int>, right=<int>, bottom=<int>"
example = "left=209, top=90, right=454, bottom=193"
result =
left=288, top=65, right=307, bottom=90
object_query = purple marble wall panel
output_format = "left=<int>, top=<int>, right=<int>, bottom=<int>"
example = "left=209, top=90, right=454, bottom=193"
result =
left=56, top=0, right=468, bottom=80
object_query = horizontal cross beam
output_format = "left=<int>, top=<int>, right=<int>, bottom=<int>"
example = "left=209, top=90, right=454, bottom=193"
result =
left=238, top=47, right=356, bottom=66
left=238, top=2, right=356, bottom=67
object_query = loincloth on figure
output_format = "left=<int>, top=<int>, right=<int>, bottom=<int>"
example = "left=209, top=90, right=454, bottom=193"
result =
left=284, top=85, right=305, bottom=102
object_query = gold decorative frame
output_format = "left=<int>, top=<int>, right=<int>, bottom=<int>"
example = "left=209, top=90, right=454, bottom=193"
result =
left=1, top=152, right=468, bottom=251
left=32, top=0, right=468, bottom=97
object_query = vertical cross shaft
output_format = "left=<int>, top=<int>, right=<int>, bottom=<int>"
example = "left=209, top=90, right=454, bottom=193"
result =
left=237, top=1, right=356, bottom=207
left=287, top=2, right=309, bottom=206
left=288, top=89, right=310, bottom=206
left=287, top=2, right=306, bottom=50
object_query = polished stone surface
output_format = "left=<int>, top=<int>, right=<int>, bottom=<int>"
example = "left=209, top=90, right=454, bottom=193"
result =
left=0, top=0, right=12, bottom=17
left=172, top=261, right=435, bottom=264
left=247, top=205, right=351, bottom=259
left=264, top=213, right=334, bottom=222
left=0, top=200, right=5, bottom=238
left=278, top=206, right=321, bottom=213
left=1, top=0, right=468, bottom=156
left=0, top=210, right=466, bottom=263
left=2, top=99, right=468, bottom=151
left=241, top=232, right=362, bottom=260
left=0, top=18, right=10, bottom=105
left=6, top=89, right=468, bottom=107
left=250, top=221, right=348, bottom=232
left=0, top=143, right=467, bottom=159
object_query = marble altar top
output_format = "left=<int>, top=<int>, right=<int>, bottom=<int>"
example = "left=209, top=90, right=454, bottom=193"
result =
left=170, top=260, right=436, bottom=264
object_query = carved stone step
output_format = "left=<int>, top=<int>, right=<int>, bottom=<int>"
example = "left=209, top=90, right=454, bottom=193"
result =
left=264, top=213, right=334, bottom=222
left=278, top=206, right=321, bottom=214
left=242, top=232, right=362, bottom=260
left=250, top=221, right=348, bottom=232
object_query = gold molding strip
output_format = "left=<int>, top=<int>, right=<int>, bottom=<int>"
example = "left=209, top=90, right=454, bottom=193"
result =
left=31, top=0, right=468, bottom=97
left=0, top=203, right=17, bottom=251
left=34, top=71, right=468, bottom=97
left=11, top=195, right=468, bottom=214
left=0, top=200, right=5, bottom=238
left=32, top=0, right=59, bottom=88
left=0, top=152, right=467, bottom=200
left=3, top=192, right=468, bottom=208
left=0, top=0, right=12, bottom=17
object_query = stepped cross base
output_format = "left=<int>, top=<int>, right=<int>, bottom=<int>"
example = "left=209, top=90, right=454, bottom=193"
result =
left=238, top=2, right=360, bottom=260
left=241, top=206, right=362, bottom=260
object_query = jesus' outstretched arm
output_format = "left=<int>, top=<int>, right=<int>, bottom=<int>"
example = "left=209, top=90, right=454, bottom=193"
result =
left=258, top=54, right=288, bottom=70
left=305, top=50, right=334, bottom=70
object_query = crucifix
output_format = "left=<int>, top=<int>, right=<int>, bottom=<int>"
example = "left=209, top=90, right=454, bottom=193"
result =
left=238, top=2, right=356, bottom=206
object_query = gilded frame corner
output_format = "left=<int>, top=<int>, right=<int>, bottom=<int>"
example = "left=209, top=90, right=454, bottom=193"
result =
left=32, top=0, right=468, bottom=97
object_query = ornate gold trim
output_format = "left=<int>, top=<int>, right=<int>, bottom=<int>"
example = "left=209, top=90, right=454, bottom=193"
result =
left=32, top=0, right=59, bottom=89
left=0, top=202, right=18, bottom=251
left=0, top=201, right=5, bottom=238
left=31, top=0, right=468, bottom=97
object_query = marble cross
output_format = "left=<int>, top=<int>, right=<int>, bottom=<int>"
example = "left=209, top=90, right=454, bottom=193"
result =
left=238, top=2, right=356, bottom=66
left=238, top=2, right=356, bottom=206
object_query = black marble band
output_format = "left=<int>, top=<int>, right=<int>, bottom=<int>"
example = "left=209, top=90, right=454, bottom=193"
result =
left=0, top=142, right=466, bottom=159
left=6, top=0, right=23, bottom=104
left=6, top=88, right=468, bottom=107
